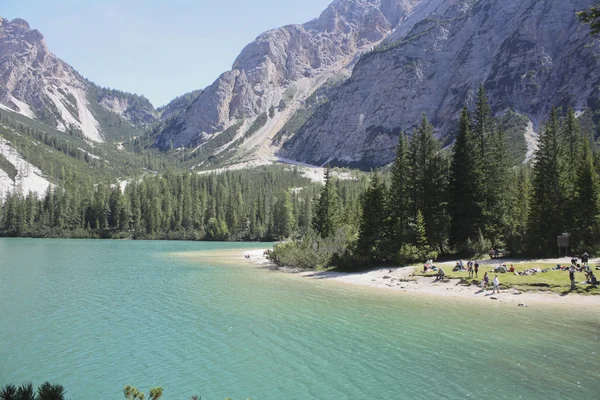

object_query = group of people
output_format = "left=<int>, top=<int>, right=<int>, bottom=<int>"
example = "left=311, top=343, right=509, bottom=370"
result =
left=452, top=260, right=480, bottom=277
left=480, top=271, right=501, bottom=293
left=567, top=253, right=598, bottom=290
left=433, top=260, right=502, bottom=293
left=424, top=251, right=599, bottom=293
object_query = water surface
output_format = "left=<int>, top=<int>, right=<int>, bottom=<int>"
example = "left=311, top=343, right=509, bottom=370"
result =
left=1, top=239, right=599, bottom=399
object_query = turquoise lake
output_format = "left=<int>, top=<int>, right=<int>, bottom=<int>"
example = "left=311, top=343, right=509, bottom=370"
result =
left=1, top=238, right=600, bottom=399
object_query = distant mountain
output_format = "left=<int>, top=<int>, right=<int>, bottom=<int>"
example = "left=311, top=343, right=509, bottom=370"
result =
left=152, top=0, right=600, bottom=169
left=154, top=0, right=418, bottom=154
left=2, top=0, right=600, bottom=171
left=157, top=89, right=204, bottom=121
left=281, top=0, right=600, bottom=167
left=0, top=17, right=158, bottom=142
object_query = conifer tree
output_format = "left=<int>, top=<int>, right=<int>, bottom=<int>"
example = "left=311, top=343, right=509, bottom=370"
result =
left=528, top=109, right=566, bottom=254
left=357, top=170, right=387, bottom=260
left=448, top=107, right=485, bottom=248
left=561, top=107, right=583, bottom=233
left=472, top=84, right=493, bottom=160
left=483, top=122, right=511, bottom=245
left=387, top=132, right=410, bottom=252
left=408, top=114, right=449, bottom=250
left=505, top=166, right=531, bottom=253
left=273, top=190, right=293, bottom=240
left=312, top=166, right=341, bottom=238
left=572, top=139, right=600, bottom=250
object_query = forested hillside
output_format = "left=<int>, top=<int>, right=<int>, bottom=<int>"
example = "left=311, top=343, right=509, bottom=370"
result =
left=270, top=87, right=600, bottom=270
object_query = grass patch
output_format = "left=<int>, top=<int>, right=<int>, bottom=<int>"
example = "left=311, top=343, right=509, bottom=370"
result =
left=414, top=262, right=600, bottom=295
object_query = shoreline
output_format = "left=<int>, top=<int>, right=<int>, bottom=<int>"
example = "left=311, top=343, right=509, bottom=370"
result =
left=241, top=249, right=600, bottom=308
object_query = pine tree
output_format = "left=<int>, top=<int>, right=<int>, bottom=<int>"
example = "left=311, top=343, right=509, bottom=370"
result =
left=472, top=84, right=493, bottom=160
left=483, top=122, right=511, bottom=245
left=561, top=107, right=583, bottom=234
left=528, top=109, right=566, bottom=254
left=387, top=132, right=410, bottom=253
left=505, top=166, right=531, bottom=253
left=572, top=139, right=600, bottom=251
left=448, top=107, right=485, bottom=248
left=273, top=190, right=293, bottom=240
left=312, top=166, right=341, bottom=238
left=413, top=209, right=431, bottom=260
left=357, top=170, right=387, bottom=260
left=408, top=114, right=449, bottom=250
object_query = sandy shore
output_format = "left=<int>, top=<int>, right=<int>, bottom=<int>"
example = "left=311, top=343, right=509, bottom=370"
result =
left=241, top=250, right=600, bottom=307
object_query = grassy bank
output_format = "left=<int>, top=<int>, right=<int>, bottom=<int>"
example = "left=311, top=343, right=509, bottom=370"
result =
left=414, top=262, right=600, bottom=295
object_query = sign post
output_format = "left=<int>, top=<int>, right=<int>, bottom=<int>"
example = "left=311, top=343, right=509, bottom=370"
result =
left=557, top=233, right=569, bottom=258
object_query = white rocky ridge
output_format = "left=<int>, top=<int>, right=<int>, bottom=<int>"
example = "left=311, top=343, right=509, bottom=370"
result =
left=0, top=17, right=158, bottom=141
left=0, top=137, right=52, bottom=198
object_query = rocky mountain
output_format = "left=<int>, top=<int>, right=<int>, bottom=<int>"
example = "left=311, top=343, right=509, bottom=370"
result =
left=0, top=17, right=158, bottom=142
left=281, top=0, right=600, bottom=167
left=154, top=0, right=421, bottom=152
left=157, top=89, right=204, bottom=121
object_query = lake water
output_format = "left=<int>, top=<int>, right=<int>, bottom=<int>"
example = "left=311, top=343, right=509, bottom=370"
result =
left=1, top=238, right=599, bottom=399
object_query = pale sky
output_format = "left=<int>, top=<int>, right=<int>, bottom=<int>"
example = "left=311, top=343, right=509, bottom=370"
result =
left=4, top=0, right=333, bottom=106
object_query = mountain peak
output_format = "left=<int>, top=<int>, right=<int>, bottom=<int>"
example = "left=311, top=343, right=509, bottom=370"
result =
left=9, top=18, right=31, bottom=30
left=155, top=0, right=415, bottom=152
left=0, top=16, right=158, bottom=142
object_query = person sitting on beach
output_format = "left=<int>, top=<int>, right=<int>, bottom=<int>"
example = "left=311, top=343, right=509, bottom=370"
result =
left=437, top=267, right=446, bottom=281
left=509, top=265, right=515, bottom=273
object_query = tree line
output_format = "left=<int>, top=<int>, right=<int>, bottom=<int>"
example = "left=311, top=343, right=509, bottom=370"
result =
left=0, top=166, right=365, bottom=241
left=1, top=86, right=599, bottom=268
left=270, top=86, right=600, bottom=270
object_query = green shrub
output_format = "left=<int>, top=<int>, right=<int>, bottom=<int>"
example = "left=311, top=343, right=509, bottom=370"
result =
left=395, top=244, right=438, bottom=266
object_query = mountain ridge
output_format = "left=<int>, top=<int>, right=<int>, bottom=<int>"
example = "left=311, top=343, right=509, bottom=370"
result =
left=280, top=0, right=600, bottom=167
left=153, top=0, right=418, bottom=154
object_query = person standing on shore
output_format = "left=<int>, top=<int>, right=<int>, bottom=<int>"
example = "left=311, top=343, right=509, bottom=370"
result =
left=569, top=266, right=576, bottom=291
left=582, top=252, right=589, bottom=266
left=467, top=261, right=473, bottom=278
left=474, top=262, right=479, bottom=278
left=493, top=275, right=500, bottom=293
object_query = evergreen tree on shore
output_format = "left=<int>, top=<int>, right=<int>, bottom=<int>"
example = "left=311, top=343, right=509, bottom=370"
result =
left=528, top=109, right=566, bottom=254
left=572, top=139, right=600, bottom=250
left=448, top=107, right=485, bottom=248
left=273, top=190, right=293, bottom=240
left=357, top=170, right=387, bottom=260
left=312, top=166, right=342, bottom=238
left=484, top=122, right=511, bottom=245
left=387, top=132, right=410, bottom=251
left=408, top=114, right=449, bottom=250
left=472, top=84, right=493, bottom=161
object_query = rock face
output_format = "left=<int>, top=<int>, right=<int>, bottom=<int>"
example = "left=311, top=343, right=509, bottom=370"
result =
left=155, top=0, right=420, bottom=150
left=0, top=17, right=157, bottom=141
left=282, top=0, right=600, bottom=167
left=157, top=89, right=204, bottom=121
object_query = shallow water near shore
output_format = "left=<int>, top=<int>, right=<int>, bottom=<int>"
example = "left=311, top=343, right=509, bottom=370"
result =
left=1, top=238, right=599, bottom=399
